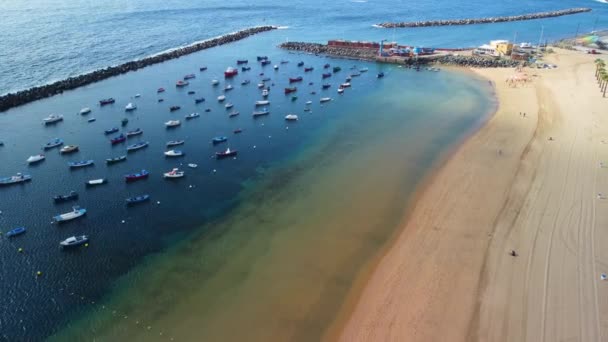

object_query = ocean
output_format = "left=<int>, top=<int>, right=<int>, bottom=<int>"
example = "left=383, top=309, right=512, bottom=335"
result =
left=0, top=0, right=604, bottom=341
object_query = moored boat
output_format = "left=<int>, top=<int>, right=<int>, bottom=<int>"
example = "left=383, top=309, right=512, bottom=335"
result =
left=289, top=76, right=303, bottom=83
left=54, top=191, right=78, bottom=203
left=43, top=138, right=63, bottom=150
left=360, top=67, right=369, bottom=72
left=274, top=65, right=279, bottom=70
left=234, top=128, right=243, bottom=134
left=224, top=67, right=238, bottom=78
left=54, top=206, right=87, bottom=223
left=229, top=111, right=240, bottom=117
left=106, top=155, right=127, bottom=164
left=224, top=84, right=234, bottom=91
left=253, top=109, right=270, bottom=118
left=338, top=88, right=344, bottom=94
left=126, top=194, right=150, bottom=206
left=212, top=136, right=228, bottom=145
left=241, top=79, right=250, bottom=85
left=188, top=163, right=198, bottom=168
left=165, top=120, right=181, bottom=128
left=340, top=82, right=351, bottom=88
left=88, top=118, right=96, bottom=122
left=333, top=66, right=341, bottom=73
left=104, top=127, right=119, bottom=135
left=304, top=67, right=314, bottom=72
left=242, top=66, right=251, bottom=71
left=121, top=118, right=129, bottom=126
left=68, top=160, right=94, bottom=168
left=126, top=141, right=149, bottom=152
left=185, top=112, right=200, bottom=120
left=60, top=145, right=79, bottom=154
left=184, top=74, right=196, bottom=80
left=6, top=227, right=26, bottom=238
left=60, top=235, right=88, bottom=247
left=188, top=91, right=195, bottom=95
left=261, top=60, right=271, bottom=66
left=0, top=173, right=32, bottom=186
left=164, top=150, right=184, bottom=157
left=126, top=128, right=143, bottom=137
left=285, top=114, right=298, bottom=121
left=284, top=87, right=297, bottom=94
left=99, top=98, right=115, bottom=105
left=176, top=80, right=189, bottom=87
left=255, top=100, right=270, bottom=106
left=125, top=103, right=137, bottom=111
left=322, top=84, right=331, bottom=89
left=27, top=154, right=45, bottom=164
left=166, top=140, right=185, bottom=147
left=85, top=178, right=107, bottom=186
left=217, top=95, right=226, bottom=102
left=80, top=107, right=91, bottom=115
left=237, top=59, right=248, bottom=64
left=257, top=56, right=268, bottom=61
left=225, top=103, right=234, bottom=110
left=324, top=63, right=330, bottom=69
left=216, top=148, right=237, bottom=159
left=212, top=79, right=220, bottom=86
left=199, top=66, right=207, bottom=71
left=125, top=169, right=149, bottom=182
left=297, top=61, right=304, bottom=67
left=195, top=97, right=205, bottom=104
left=170, top=105, right=181, bottom=112
left=257, top=82, right=265, bottom=88
left=262, top=89, right=269, bottom=97
left=157, top=87, right=165, bottom=93
left=322, top=73, right=332, bottom=79
left=43, top=114, right=63, bottom=125
left=320, top=97, right=332, bottom=103
left=164, top=168, right=185, bottom=178
left=377, top=72, right=385, bottom=78
left=111, top=134, right=126, bottom=145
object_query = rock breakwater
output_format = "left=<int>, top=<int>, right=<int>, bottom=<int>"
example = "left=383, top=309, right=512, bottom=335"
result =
left=377, top=8, right=591, bottom=28
left=0, top=26, right=277, bottom=112
left=279, top=42, right=378, bottom=60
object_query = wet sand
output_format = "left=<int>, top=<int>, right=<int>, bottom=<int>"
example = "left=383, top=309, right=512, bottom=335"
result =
left=337, top=49, right=608, bottom=341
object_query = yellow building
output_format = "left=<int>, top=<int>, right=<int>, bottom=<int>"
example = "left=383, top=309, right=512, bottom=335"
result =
left=496, top=42, right=514, bottom=56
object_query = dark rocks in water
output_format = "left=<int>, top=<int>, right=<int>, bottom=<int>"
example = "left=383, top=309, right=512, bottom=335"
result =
left=279, top=42, right=378, bottom=60
left=0, top=26, right=277, bottom=112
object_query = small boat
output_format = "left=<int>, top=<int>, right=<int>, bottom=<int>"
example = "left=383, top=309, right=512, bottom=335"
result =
left=126, top=141, right=149, bottom=152
left=200, top=66, right=208, bottom=71
left=165, top=120, right=181, bottom=128
left=188, top=163, right=198, bottom=168
left=164, top=168, right=184, bottom=178
left=170, top=105, right=181, bottom=112
left=224, top=67, right=238, bottom=78
left=333, top=66, right=341, bottom=73
left=80, top=107, right=91, bottom=115
left=86, top=178, right=107, bottom=186
left=253, top=109, right=270, bottom=118
left=54, top=191, right=79, bottom=203
left=322, top=73, right=332, bottom=79
left=224, top=85, right=234, bottom=92
left=88, top=118, right=96, bottom=122
left=255, top=100, right=270, bottom=106
left=360, top=67, right=369, bottom=72
left=274, top=65, right=279, bottom=70
left=106, top=155, right=127, bottom=164
left=157, top=88, right=165, bottom=93
left=6, top=227, right=26, bottom=238
left=324, top=63, right=330, bottom=69
left=195, top=97, right=205, bottom=104
left=27, top=154, right=45, bottom=164
left=212, top=136, right=228, bottom=145
left=185, top=113, right=200, bottom=120
left=289, top=76, right=303, bottom=83
left=0, top=173, right=32, bottom=186
left=125, top=103, right=137, bottom=111
left=241, top=79, right=250, bottom=85
left=340, top=82, right=351, bottom=88
left=217, top=95, right=226, bottom=102
left=291, top=96, right=298, bottom=101
left=297, top=61, right=304, bottom=67
left=345, top=76, right=352, bottom=82
left=285, top=114, right=298, bottom=121
left=99, top=98, right=115, bottom=105
left=166, top=140, right=185, bottom=147
left=60, top=235, right=89, bottom=248
left=242, top=66, right=251, bottom=71
left=216, top=148, right=237, bottom=159
left=233, top=128, right=243, bottom=134
left=377, top=72, right=385, bottom=78
left=261, top=77, right=271, bottom=82
left=176, top=80, right=189, bottom=87
left=212, top=79, right=220, bottom=86
left=184, top=74, right=196, bottom=80
left=304, top=108, right=311, bottom=113
left=281, top=60, right=289, bottom=64
left=262, top=89, right=269, bottom=97
left=205, top=108, right=211, bottom=112
left=54, top=206, right=87, bottom=223
left=125, top=169, right=149, bottom=182
left=158, top=99, right=164, bottom=102
left=257, top=82, right=265, bottom=88
left=350, top=72, right=361, bottom=77
left=43, top=138, right=64, bottom=150
left=60, top=145, right=79, bottom=154
left=126, top=194, right=150, bottom=206
left=257, top=56, right=268, bottom=61
left=284, top=87, right=297, bottom=94
left=305, top=101, right=312, bottom=105
left=126, top=128, right=143, bottom=137
left=43, top=114, right=63, bottom=125
left=68, top=160, right=94, bottom=168
left=320, top=97, right=332, bottom=103
left=310, top=91, right=317, bottom=95
left=187, top=91, right=195, bottom=95
left=338, top=88, right=344, bottom=94
left=229, top=111, right=240, bottom=117
left=121, top=118, right=129, bottom=126
left=164, top=150, right=184, bottom=157
left=261, top=60, right=271, bottom=66
left=134, top=94, right=141, bottom=98
left=322, top=84, right=331, bottom=89
left=237, top=59, right=248, bottom=64
left=304, top=67, right=314, bottom=72
left=104, top=127, right=119, bottom=135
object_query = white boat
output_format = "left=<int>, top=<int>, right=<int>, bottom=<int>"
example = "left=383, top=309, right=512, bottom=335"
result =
left=262, top=89, right=269, bottom=97
left=165, top=120, right=181, bottom=127
left=212, top=79, right=220, bottom=85
left=274, top=65, right=279, bottom=70
left=285, top=114, right=298, bottom=121
left=305, top=101, right=312, bottom=105
left=27, top=154, right=45, bottom=164
left=338, top=88, right=344, bottom=94
left=257, top=82, right=265, bottom=88
left=164, top=168, right=185, bottom=178
left=359, top=67, right=369, bottom=72
left=185, top=112, right=200, bottom=120
left=320, top=97, right=332, bottom=103
left=79, top=107, right=91, bottom=115
left=54, top=206, right=87, bottom=222
left=60, top=235, right=88, bottom=247
left=340, top=82, right=351, bottom=88
left=255, top=100, right=270, bottom=106
left=187, top=163, right=198, bottom=168
left=43, top=114, right=63, bottom=125
left=134, top=94, right=141, bottom=98
left=217, top=95, right=226, bottom=102
left=225, top=103, right=234, bottom=109
left=164, top=150, right=184, bottom=157
left=125, top=102, right=137, bottom=111
left=224, top=84, right=234, bottom=91
left=60, top=145, right=79, bottom=154
left=86, top=178, right=107, bottom=186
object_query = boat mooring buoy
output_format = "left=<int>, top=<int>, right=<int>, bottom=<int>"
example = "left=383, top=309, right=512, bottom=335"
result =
left=18, top=248, right=23, bottom=253
left=36, top=271, right=42, bottom=277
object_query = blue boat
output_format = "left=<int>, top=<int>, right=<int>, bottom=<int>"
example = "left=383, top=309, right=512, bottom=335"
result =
left=126, top=141, right=149, bottom=152
left=43, top=138, right=63, bottom=150
left=68, top=160, right=94, bottom=168
left=54, top=206, right=87, bottom=222
left=126, top=128, right=143, bottom=137
left=126, top=194, right=150, bottom=206
left=212, top=136, right=228, bottom=145
left=241, top=66, right=251, bottom=72
left=6, top=227, right=26, bottom=237
left=104, top=127, right=119, bottom=135
left=0, top=173, right=32, bottom=186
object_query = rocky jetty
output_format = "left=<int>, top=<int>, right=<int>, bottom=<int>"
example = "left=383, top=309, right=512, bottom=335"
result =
left=0, top=26, right=277, bottom=112
left=430, top=55, right=522, bottom=68
left=279, top=42, right=378, bottom=60
left=377, top=8, right=591, bottom=28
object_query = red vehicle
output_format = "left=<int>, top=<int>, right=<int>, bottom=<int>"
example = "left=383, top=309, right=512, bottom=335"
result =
left=224, top=67, right=238, bottom=78
left=284, top=87, right=297, bottom=94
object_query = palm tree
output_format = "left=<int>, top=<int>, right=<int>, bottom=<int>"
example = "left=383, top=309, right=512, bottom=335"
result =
left=596, top=59, right=605, bottom=78
left=597, top=66, right=606, bottom=83
left=600, top=70, right=607, bottom=90
left=602, top=73, right=608, bottom=97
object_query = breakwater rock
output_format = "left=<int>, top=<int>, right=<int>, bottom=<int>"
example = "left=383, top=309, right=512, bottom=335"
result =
left=0, top=26, right=277, bottom=112
left=279, top=42, right=378, bottom=60
left=431, top=55, right=522, bottom=68
left=378, top=8, right=591, bottom=28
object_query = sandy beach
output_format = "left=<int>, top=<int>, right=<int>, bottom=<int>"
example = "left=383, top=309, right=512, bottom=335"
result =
left=337, top=48, right=608, bottom=341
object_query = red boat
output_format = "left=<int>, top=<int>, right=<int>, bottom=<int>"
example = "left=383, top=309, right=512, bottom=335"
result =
left=125, top=170, right=149, bottom=182
left=110, top=134, right=126, bottom=145
left=284, top=87, right=297, bottom=94
left=289, top=76, right=303, bottom=83
left=322, top=73, right=332, bottom=78
left=99, top=98, right=115, bottom=106
left=224, top=67, right=238, bottom=78
left=304, top=67, right=314, bottom=72
left=176, top=80, right=189, bottom=87
left=157, top=87, right=165, bottom=93
left=216, top=148, right=238, bottom=159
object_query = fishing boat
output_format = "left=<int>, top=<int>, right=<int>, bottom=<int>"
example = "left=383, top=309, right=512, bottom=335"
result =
left=297, top=61, right=304, bottom=67
left=121, top=118, right=129, bottom=126
left=109, top=134, right=126, bottom=145
left=289, top=76, right=303, bottom=83
left=212, top=79, right=220, bottom=85
left=188, top=163, right=198, bottom=168
left=164, top=168, right=185, bottom=178
left=345, top=76, right=352, bottom=82
left=255, top=100, right=270, bottom=106
left=224, top=84, right=234, bottom=91
left=104, top=127, right=119, bottom=135
left=274, top=65, right=279, bottom=70
left=333, top=66, right=341, bottom=72
left=85, top=178, right=107, bottom=186
left=233, top=128, right=243, bottom=134
left=324, top=63, right=330, bottom=69
left=305, top=101, right=312, bottom=105
left=257, top=56, right=268, bottom=61
left=261, top=77, right=271, bottom=82
left=68, top=160, right=94, bottom=168
left=229, top=111, right=240, bottom=117
left=217, top=95, right=226, bottom=102
left=166, top=140, right=185, bottom=147
left=377, top=72, right=385, bottom=78
left=6, top=227, right=26, bottom=238
left=188, top=91, right=195, bottom=95
left=27, top=154, right=45, bottom=164
left=60, top=235, right=88, bottom=248
left=54, top=191, right=78, bottom=203
left=0, top=173, right=32, bottom=186
left=340, top=82, right=351, bottom=88
left=126, top=194, right=150, bottom=206
left=60, top=145, right=79, bottom=154
left=242, top=66, right=251, bottom=72
left=224, top=67, right=238, bottom=78
left=195, top=97, right=205, bottom=104
left=185, top=112, right=200, bottom=120
left=165, top=120, right=181, bottom=128
left=322, top=73, right=332, bottom=79
left=338, top=88, right=344, bottom=94
left=280, top=60, right=289, bottom=64
left=157, top=87, right=165, bottom=93
left=237, top=59, right=248, bottom=64
left=43, top=138, right=63, bottom=150
left=80, top=107, right=91, bottom=115
left=99, top=98, right=115, bottom=105
left=170, top=105, right=181, bottom=112
left=262, top=89, right=269, bottom=97
left=216, top=148, right=237, bottom=159
left=164, top=150, right=184, bottom=157
left=135, top=94, right=141, bottom=98
left=284, top=87, right=297, bottom=94
left=88, top=118, right=96, bottom=122
left=360, top=67, right=369, bottom=72
left=304, top=67, right=314, bottom=72
left=125, top=169, right=149, bottom=182
left=285, top=114, right=298, bottom=121
left=43, top=114, right=63, bottom=125
left=176, top=80, right=189, bottom=87
left=126, top=128, right=143, bottom=137
left=54, top=206, right=87, bottom=223
left=212, top=136, right=228, bottom=145
left=252, top=108, right=270, bottom=117
left=184, top=74, right=196, bottom=80
left=261, top=60, right=271, bottom=66
left=106, top=155, right=126, bottom=164
left=125, top=103, right=137, bottom=111
left=200, top=66, right=207, bottom=71
left=241, top=79, right=250, bottom=85
left=320, top=97, right=332, bottom=103
left=126, top=141, right=149, bottom=152
left=322, top=84, right=331, bottom=89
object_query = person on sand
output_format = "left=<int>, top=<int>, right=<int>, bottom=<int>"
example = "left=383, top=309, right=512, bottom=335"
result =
left=510, top=250, right=518, bottom=257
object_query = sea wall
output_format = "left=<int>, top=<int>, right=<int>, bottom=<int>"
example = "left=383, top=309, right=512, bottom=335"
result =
left=0, top=26, right=277, bottom=112
left=279, top=42, right=378, bottom=60
left=377, top=8, right=591, bottom=28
